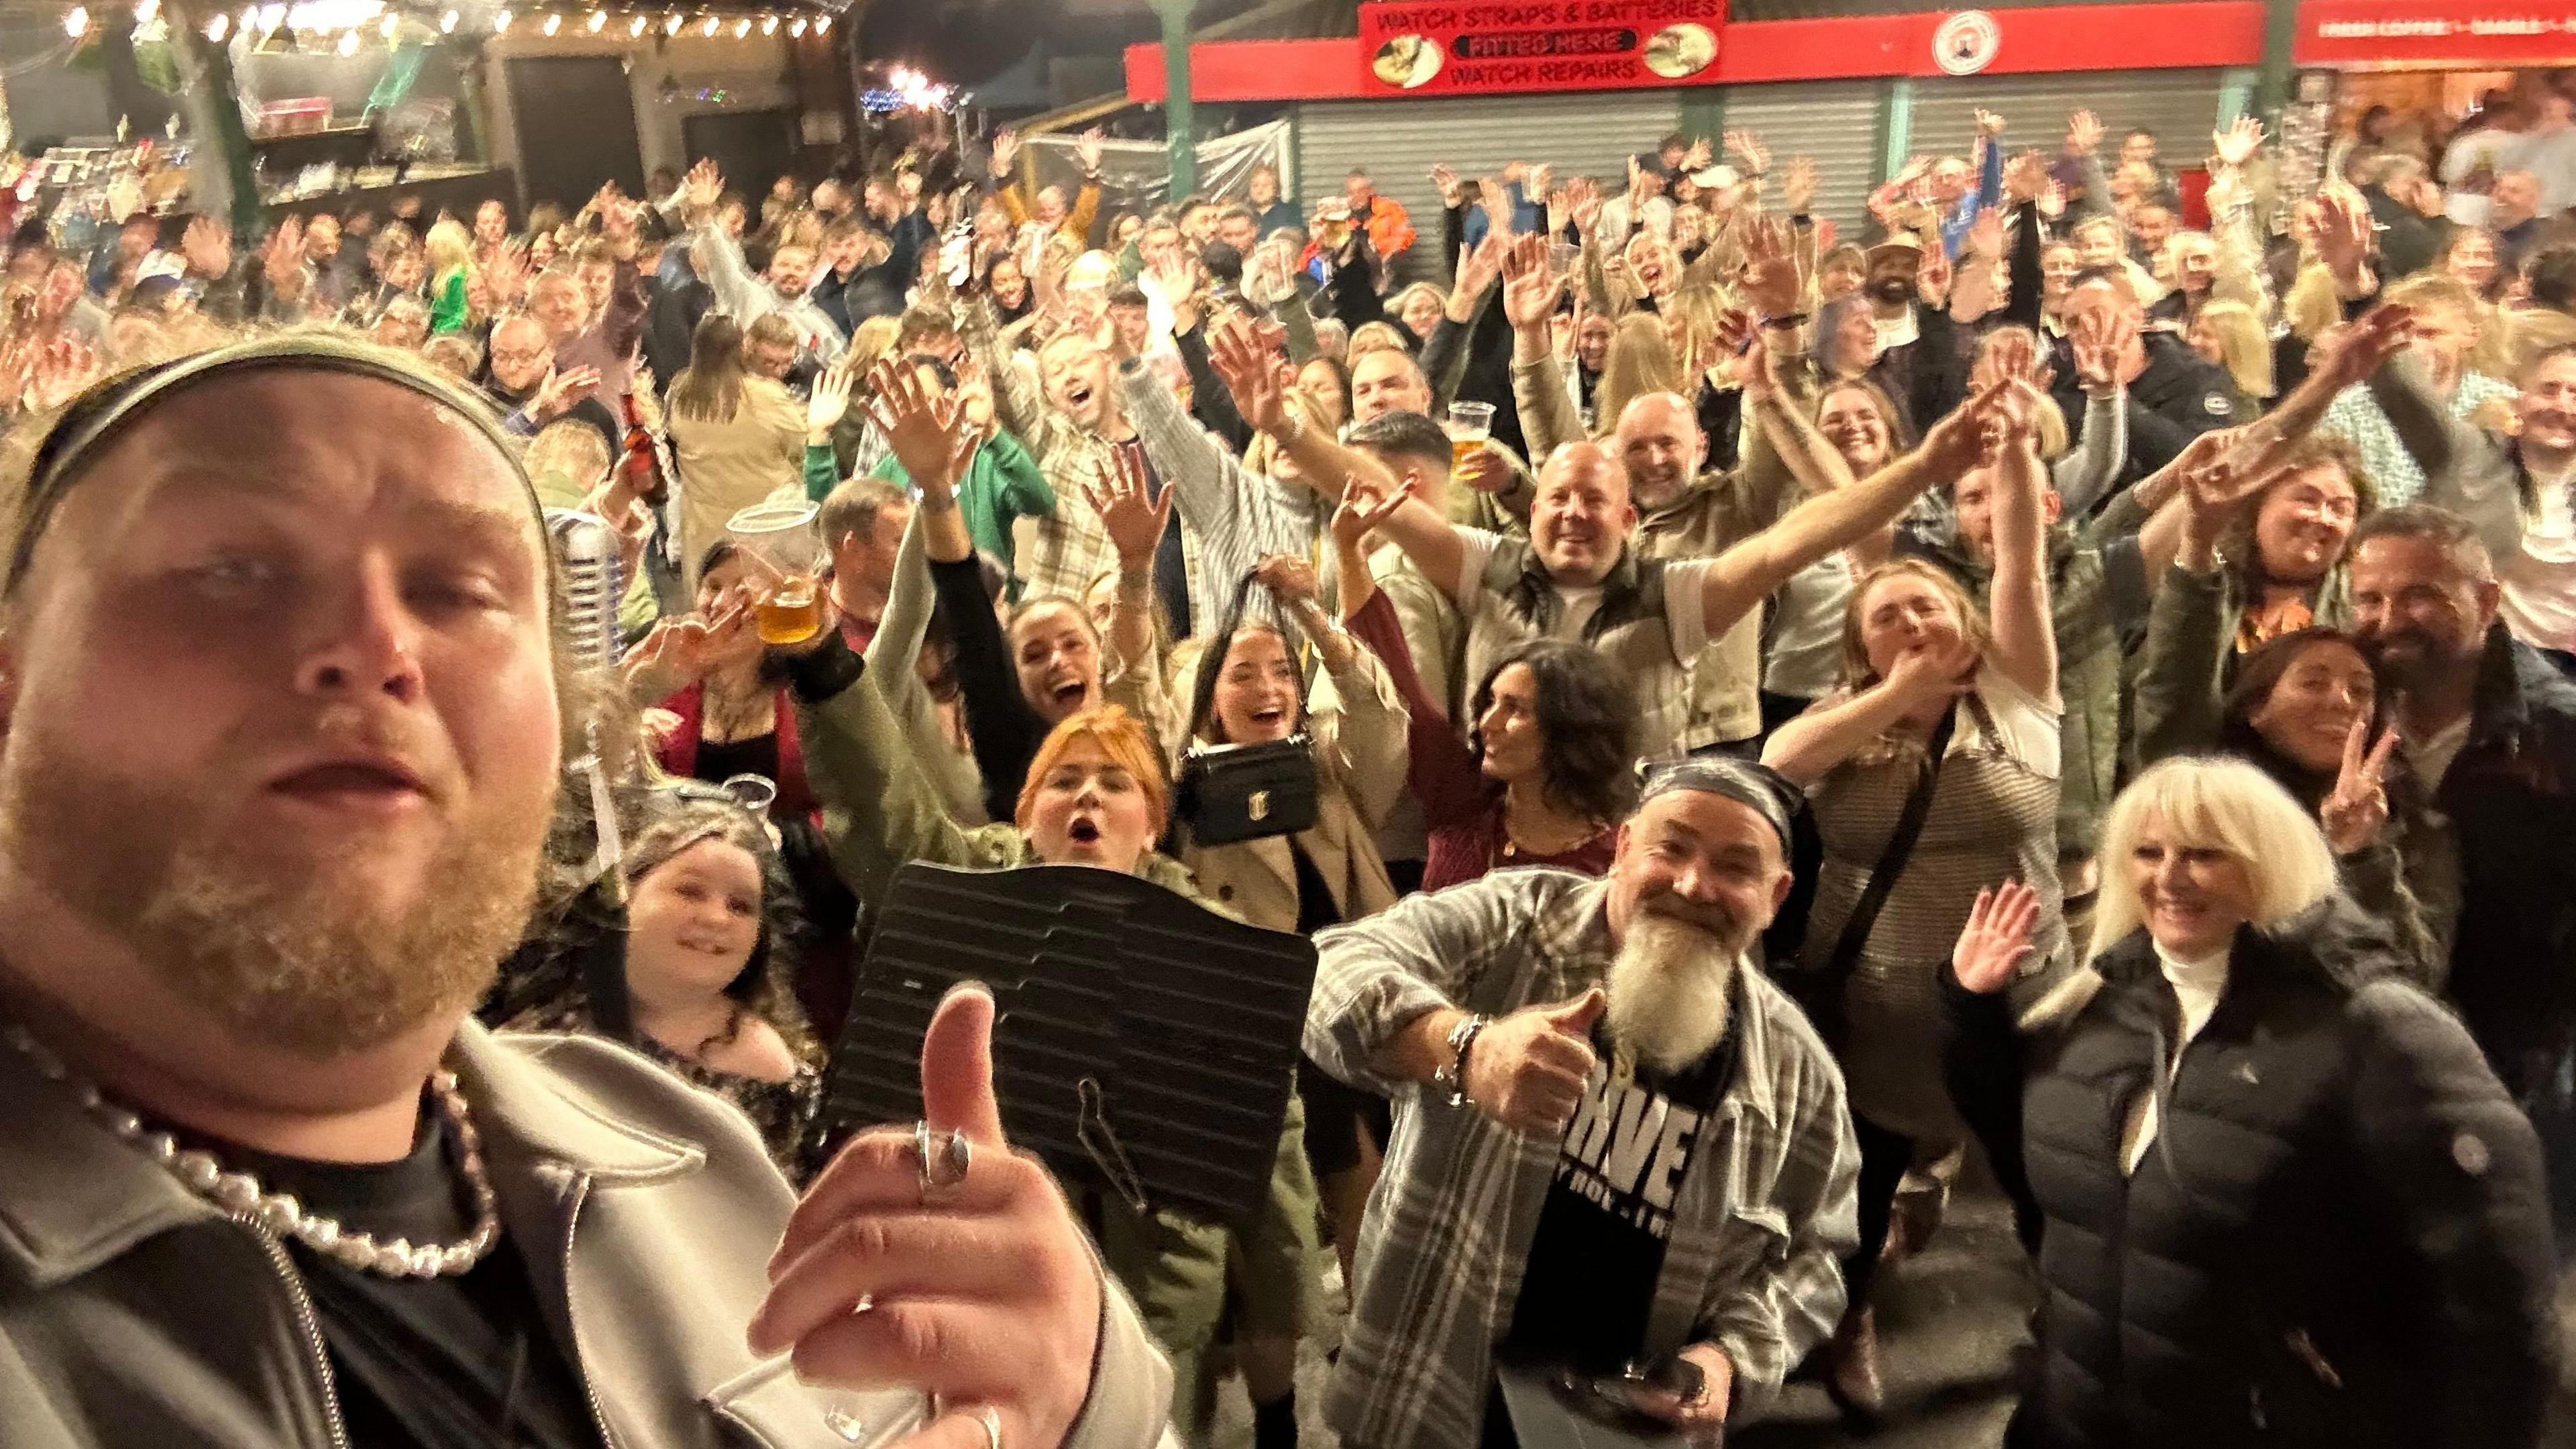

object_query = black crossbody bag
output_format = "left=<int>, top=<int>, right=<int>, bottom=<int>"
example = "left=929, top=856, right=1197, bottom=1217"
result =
left=1173, top=570, right=1320, bottom=846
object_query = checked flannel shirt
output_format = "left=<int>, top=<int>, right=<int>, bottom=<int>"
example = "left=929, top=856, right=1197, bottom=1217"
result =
left=1304, top=870, right=1860, bottom=1449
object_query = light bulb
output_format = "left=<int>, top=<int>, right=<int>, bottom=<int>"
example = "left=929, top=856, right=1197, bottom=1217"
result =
left=731, top=15, right=747, bottom=34
left=379, top=13, right=398, bottom=37
left=628, top=12, right=645, bottom=32
left=439, top=7, right=458, bottom=30
left=64, top=5, right=88, bottom=36
left=540, top=11, right=559, bottom=32
left=809, top=13, right=824, bottom=32
left=786, top=15, right=802, bottom=34
left=586, top=8, right=604, bottom=29
left=663, top=11, right=680, bottom=31
left=335, top=25, right=358, bottom=51
left=206, top=12, right=229, bottom=39
left=699, top=13, right=716, bottom=32
left=492, top=7, right=511, bottom=29
left=758, top=12, right=773, bottom=32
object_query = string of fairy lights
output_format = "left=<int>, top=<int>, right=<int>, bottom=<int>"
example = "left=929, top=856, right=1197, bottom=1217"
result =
left=53, top=0, right=837, bottom=48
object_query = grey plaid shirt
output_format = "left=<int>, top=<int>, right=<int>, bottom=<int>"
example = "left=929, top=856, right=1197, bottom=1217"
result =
left=1305, top=871, right=1860, bottom=1449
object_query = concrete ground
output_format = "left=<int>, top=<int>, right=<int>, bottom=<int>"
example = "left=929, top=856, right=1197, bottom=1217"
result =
left=1209, top=1188, right=2036, bottom=1449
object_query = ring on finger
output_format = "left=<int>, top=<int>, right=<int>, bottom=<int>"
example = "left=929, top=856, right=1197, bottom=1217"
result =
left=914, top=1120, right=973, bottom=1201
left=973, top=1405, right=1003, bottom=1449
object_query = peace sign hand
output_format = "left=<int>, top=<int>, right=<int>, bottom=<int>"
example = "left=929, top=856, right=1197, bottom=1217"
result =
left=1953, top=880, right=2043, bottom=995
left=2320, top=714, right=2401, bottom=855
left=753, top=986, right=1104, bottom=1449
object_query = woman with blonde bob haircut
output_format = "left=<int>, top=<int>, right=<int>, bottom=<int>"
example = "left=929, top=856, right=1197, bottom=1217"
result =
left=1945, top=755, right=2557, bottom=1449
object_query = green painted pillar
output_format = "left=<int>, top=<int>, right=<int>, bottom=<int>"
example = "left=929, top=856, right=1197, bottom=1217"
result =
left=1876, top=78, right=1915, bottom=186
left=1153, top=0, right=1196, bottom=199
left=1677, top=89, right=1723, bottom=149
left=2253, top=0, right=2300, bottom=129
left=166, top=0, right=264, bottom=237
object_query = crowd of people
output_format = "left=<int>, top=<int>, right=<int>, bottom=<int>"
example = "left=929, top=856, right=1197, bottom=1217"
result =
left=7, top=66, right=2576, bottom=1449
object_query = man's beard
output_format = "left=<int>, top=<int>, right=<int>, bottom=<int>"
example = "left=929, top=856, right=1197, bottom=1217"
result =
left=1868, top=277, right=1915, bottom=306
left=2361, top=626, right=2466, bottom=694
left=0, top=724, right=549, bottom=1059
left=1605, top=912, right=1744, bottom=1076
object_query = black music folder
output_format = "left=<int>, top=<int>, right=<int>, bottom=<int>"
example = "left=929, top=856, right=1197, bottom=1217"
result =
left=822, top=861, right=1318, bottom=1223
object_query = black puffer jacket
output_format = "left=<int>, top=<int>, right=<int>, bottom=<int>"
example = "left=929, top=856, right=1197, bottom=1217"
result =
left=1947, top=898, right=2557, bottom=1449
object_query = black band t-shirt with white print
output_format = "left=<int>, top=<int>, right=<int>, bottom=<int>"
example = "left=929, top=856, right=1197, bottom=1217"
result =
left=1501, top=992, right=1741, bottom=1377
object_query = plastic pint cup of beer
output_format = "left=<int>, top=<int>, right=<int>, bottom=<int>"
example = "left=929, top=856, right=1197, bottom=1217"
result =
left=1448, top=400, right=1494, bottom=470
left=725, top=501, right=826, bottom=647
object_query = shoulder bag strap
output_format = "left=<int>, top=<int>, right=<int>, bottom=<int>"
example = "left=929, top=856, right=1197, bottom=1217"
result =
left=1818, top=704, right=1961, bottom=988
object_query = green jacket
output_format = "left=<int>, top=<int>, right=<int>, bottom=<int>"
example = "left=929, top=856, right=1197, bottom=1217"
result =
left=806, top=436, right=1057, bottom=595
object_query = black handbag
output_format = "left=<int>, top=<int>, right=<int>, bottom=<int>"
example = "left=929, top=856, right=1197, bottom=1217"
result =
left=1173, top=569, right=1322, bottom=846
left=1175, top=733, right=1320, bottom=845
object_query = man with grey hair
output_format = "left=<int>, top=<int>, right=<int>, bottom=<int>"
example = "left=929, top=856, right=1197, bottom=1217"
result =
left=1306, top=757, right=1858, bottom=1449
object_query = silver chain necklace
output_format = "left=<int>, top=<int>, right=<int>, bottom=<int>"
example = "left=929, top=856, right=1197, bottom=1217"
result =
left=3, top=1023, right=502, bottom=1279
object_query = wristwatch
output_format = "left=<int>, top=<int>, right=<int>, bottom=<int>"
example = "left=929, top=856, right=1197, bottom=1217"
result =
left=1432, top=1014, right=1489, bottom=1108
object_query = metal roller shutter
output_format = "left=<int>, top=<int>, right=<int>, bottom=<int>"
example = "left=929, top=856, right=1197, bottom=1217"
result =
left=1719, top=78, right=1887, bottom=238
left=1905, top=69, right=2225, bottom=174
left=1293, top=91, right=1683, bottom=286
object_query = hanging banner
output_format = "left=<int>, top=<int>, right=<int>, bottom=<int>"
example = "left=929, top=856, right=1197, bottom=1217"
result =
left=1358, top=0, right=1727, bottom=97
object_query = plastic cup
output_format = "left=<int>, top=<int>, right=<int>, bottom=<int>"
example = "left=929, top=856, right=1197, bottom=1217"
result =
left=724, top=501, right=824, bottom=646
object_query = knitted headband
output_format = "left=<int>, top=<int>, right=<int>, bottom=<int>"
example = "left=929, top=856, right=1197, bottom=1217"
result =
left=10, top=333, right=544, bottom=600
left=1639, top=756, right=1802, bottom=855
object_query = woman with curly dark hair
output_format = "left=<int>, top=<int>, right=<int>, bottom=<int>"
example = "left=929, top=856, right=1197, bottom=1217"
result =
left=500, top=796, right=826, bottom=1180
left=1330, top=482, right=1640, bottom=892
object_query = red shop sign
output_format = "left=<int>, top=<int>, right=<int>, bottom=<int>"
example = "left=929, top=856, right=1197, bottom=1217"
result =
left=2295, top=0, right=2576, bottom=65
left=1358, top=0, right=1729, bottom=95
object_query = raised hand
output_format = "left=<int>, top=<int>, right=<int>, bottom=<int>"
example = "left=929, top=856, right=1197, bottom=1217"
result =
left=25, top=335, right=100, bottom=413
left=1454, top=440, right=1511, bottom=495
left=2004, top=150, right=2047, bottom=205
left=1083, top=445, right=1174, bottom=569
left=1722, top=129, right=1764, bottom=174
left=1566, top=176, right=1604, bottom=238
left=1499, top=232, right=1566, bottom=333
left=990, top=129, right=1022, bottom=178
left=2213, top=115, right=2266, bottom=170
left=181, top=215, right=233, bottom=280
left=1952, top=880, right=2042, bottom=995
left=1477, top=176, right=1516, bottom=240
left=1974, top=107, right=2008, bottom=140
left=807, top=356, right=857, bottom=441
left=1208, top=314, right=1289, bottom=437
left=753, top=987, right=1104, bottom=1449
left=2314, top=188, right=2377, bottom=289
left=1782, top=155, right=1818, bottom=215
left=484, top=239, right=530, bottom=305
left=1453, top=231, right=1507, bottom=304
left=1331, top=472, right=1415, bottom=552
left=1739, top=217, right=1804, bottom=319
left=2308, top=304, right=2413, bottom=390
left=531, top=364, right=603, bottom=423
left=685, top=158, right=724, bottom=211
left=261, top=216, right=307, bottom=290
left=864, top=356, right=967, bottom=493
left=1966, top=205, right=2006, bottom=262
left=2066, top=108, right=2104, bottom=156
left=2070, top=305, right=2135, bottom=395
left=1430, top=163, right=1464, bottom=207
left=1075, top=127, right=1106, bottom=174
left=1527, top=162, right=1554, bottom=200
left=1463, top=991, right=1605, bottom=1136
left=2320, top=715, right=2400, bottom=855
left=1917, top=243, right=1955, bottom=309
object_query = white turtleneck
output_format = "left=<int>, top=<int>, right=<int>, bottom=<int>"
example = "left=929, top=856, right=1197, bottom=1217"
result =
left=2121, top=943, right=2233, bottom=1175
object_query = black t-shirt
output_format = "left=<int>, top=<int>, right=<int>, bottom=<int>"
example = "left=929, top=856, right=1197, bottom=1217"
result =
left=225, top=1110, right=606, bottom=1449
left=1501, top=992, right=1742, bottom=1377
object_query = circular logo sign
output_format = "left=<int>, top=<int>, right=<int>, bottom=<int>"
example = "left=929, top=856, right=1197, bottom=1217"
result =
left=1933, top=10, right=2001, bottom=76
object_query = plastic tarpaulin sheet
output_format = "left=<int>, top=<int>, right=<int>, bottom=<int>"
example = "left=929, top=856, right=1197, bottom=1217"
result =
left=1012, top=119, right=1291, bottom=239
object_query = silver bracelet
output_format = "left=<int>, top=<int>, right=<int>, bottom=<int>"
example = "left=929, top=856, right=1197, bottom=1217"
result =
left=1433, top=1014, right=1489, bottom=1108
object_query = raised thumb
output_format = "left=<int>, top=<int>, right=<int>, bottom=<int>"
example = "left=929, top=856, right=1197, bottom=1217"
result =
left=1549, top=988, right=1607, bottom=1035
left=919, top=981, right=1008, bottom=1146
